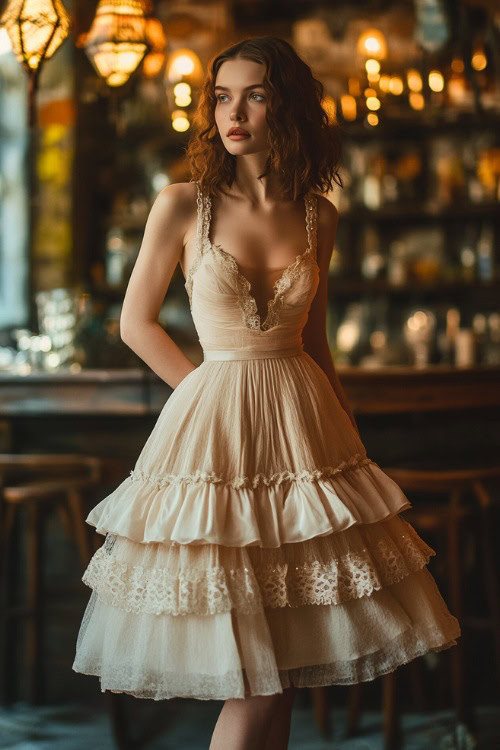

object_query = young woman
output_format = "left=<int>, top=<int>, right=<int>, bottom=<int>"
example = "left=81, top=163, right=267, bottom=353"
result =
left=73, top=37, right=461, bottom=750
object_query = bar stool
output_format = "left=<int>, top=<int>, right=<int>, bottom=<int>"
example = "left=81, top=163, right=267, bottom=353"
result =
left=340, top=464, right=500, bottom=750
left=0, top=454, right=103, bottom=705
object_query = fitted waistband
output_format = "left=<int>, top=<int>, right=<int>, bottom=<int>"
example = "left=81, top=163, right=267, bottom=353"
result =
left=203, top=346, right=305, bottom=361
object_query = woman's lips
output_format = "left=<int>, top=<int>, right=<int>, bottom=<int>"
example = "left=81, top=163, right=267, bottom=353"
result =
left=228, top=133, right=250, bottom=139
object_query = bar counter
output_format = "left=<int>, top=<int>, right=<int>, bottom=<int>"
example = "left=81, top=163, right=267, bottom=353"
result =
left=1, top=365, right=499, bottom=477
left=1, top=364, right=499, bottom=416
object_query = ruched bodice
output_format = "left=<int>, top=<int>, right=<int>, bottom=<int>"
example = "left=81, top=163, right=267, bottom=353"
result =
left=185, top=181, right=319, bottom=353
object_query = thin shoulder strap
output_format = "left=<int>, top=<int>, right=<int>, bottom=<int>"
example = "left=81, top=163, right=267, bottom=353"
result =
left=195, top=179, right=209, bottom=255
left=185, top=181, right=209, bottom=303
left=305, top=191, right=318, bottom=260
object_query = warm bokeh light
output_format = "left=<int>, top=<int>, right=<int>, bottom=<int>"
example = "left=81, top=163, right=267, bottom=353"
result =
left=471, top=49, right=487, bottom=71
left=347, top=78, right=361, bottom=97
left=173, top=82, right=191, bottom=97
left=171, top=109, right=190, bottom=132
left=0, top=0, right=70, bottom=72
left=357, top=29, right=387, bottom=60
left=366, top=112, right=379, bottom=126
left=409, top=92, right=425, bottom=110
left=388, top=76, right=403, bottom=95
left=428, top=70, right=444, bottom=92
left=142, top=17, right=166, bottom=78
left=365, top=58, right=380, bottom=75
left=174, top=94, right=191, bottom=106
left=366, top=96, right=381, bottom=111
left=84, top=1, right=149, bottom=88
left=378, top=75, right=391, bottom=92
left=447, top=75, right=467, bottom=105
left=451, top=57, right=464, bottom=73
left=364, top=87, right=376, bottom=98
left=340, top=94, right=357, bottom=121
left=406, top=69, right=422, bottom=92
left=166, top=48, right=203, bottom=84
left=173, top=81, right=191, bottom=105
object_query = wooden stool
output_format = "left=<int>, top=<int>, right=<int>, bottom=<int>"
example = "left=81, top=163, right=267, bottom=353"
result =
left=341, top=464, right=500, bottom=749
left=0, top=454, right=102, bottom=705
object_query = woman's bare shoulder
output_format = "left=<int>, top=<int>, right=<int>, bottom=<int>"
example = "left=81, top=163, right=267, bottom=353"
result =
left=153, top=180, right=198, bottom=216
left=142, top=181, right=198, bottom=240
left=311, top=193, right=339, bottom=264
left=315, top=193, right=339, bottom=224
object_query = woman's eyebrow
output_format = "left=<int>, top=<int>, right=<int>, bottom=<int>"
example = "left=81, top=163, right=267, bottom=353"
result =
left=214, top=83, right=265, bottom=91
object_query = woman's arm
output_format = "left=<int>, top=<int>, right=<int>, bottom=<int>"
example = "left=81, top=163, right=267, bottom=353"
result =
left=120, top=182, right=198, bottom=389
left=302, top=195, right=360, bottom=436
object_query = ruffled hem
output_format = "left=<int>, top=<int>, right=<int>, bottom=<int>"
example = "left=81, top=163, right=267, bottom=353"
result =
left=81, top=516, right=435, bottom=615
left=72, top=567, right=461, bottom=700
left=85, top=457, right=412, bottom=547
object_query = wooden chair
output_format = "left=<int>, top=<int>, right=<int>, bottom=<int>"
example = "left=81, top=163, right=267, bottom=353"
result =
left=337, top=464, right=500, bottom=750
left=0, top=454, right=102, bottom=705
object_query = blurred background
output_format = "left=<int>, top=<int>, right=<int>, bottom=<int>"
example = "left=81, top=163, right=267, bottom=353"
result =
left=0, top=1, right=499, bottom=748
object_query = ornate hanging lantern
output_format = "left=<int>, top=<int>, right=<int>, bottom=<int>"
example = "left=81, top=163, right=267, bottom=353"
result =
left=0, top=0, right=71, bottom=124
left=83, top=0, right=150, bottom=88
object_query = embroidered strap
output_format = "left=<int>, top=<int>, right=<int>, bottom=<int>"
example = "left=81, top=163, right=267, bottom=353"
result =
left=305, top=192, right=318, bottom=261
left=195, top=179, right=209, bottom=253
left=185, top=181, right=209, bottom=305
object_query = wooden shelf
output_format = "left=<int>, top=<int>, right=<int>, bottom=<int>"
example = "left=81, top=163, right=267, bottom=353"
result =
left=340, top=203, right=500, bottom=222
left=341, top=112, right=500, bottom=139
left=327, top=277, right=500, bottom=296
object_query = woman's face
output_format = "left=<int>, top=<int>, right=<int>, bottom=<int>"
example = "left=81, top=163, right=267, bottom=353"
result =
left=214, top=57, right=270, bottom=156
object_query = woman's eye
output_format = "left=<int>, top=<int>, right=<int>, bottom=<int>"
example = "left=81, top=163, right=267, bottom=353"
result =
left=216, top=93, right=265, bottom=102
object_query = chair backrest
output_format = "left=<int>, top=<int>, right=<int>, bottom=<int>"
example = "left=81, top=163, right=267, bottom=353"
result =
left=0, top=454, right=102, bottom=485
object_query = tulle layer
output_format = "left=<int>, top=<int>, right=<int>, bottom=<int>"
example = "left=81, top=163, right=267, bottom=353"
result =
left=72, top=567, right=460, bottom=700
left=85, top=457, right=411, bottom=547
left=81, top=516, right=435, bottom=616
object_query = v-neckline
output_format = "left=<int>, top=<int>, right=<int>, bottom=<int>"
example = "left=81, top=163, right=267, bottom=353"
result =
left=206, top=192, right=313, bottom=333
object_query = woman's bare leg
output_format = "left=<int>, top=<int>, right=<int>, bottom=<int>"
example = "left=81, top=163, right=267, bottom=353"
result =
left=209, top=689, right=297, bottom=750
left=263, top=686, right=298, bottom=750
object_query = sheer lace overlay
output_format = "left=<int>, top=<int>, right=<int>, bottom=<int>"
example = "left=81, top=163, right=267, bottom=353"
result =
left=81, top=516, right=435, bottom=616
left=73, top=569, right=460, bottom=700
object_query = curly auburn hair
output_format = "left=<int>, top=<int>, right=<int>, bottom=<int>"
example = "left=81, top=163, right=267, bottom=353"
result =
left=186, top=36, right=344, bottom=201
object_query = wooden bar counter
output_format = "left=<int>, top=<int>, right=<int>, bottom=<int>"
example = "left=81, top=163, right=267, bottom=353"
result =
left=1, top=364, right=499, bottom=476
left=1, top=364, right=499, bottom=416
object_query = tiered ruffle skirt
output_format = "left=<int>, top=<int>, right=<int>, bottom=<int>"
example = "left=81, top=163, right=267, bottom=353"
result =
left=72, top=352, right=461, bottom=700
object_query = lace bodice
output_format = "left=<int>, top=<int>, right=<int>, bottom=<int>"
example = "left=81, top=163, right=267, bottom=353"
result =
left=184, top=181, right=320, bottom=352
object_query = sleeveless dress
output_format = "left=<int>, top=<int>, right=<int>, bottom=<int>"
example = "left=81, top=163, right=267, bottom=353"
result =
left=72, top=181, right=461, bottom=700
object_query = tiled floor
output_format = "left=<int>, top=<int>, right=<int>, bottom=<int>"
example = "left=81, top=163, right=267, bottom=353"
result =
left=0, top=700, right=497, bottom=749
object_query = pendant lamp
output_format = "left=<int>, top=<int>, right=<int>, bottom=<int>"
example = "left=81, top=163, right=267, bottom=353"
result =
left=84, top=0, right=150, bottom=88
left=0, top=0, right=71, bottom=125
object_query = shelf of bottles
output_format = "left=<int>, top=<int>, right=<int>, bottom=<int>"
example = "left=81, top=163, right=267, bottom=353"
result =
left=324, top=113, right=500, bottom=369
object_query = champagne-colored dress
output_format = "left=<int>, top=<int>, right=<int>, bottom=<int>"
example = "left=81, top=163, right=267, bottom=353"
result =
left=72, top=181, right=461, bottom=700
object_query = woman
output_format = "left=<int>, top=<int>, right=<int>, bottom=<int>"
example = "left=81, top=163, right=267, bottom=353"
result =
left=73, top=37, right=461, bottom=750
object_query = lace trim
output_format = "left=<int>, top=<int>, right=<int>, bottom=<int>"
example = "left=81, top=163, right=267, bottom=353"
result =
left=185, top=184, right=319, bottom=332
left=81, top=518, right=435, bottom=616
left=211, top=242, right=316, bottom=332
left=184, top=180, right=207, bottom=307
left=130, top=453, right=372, bottom=490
